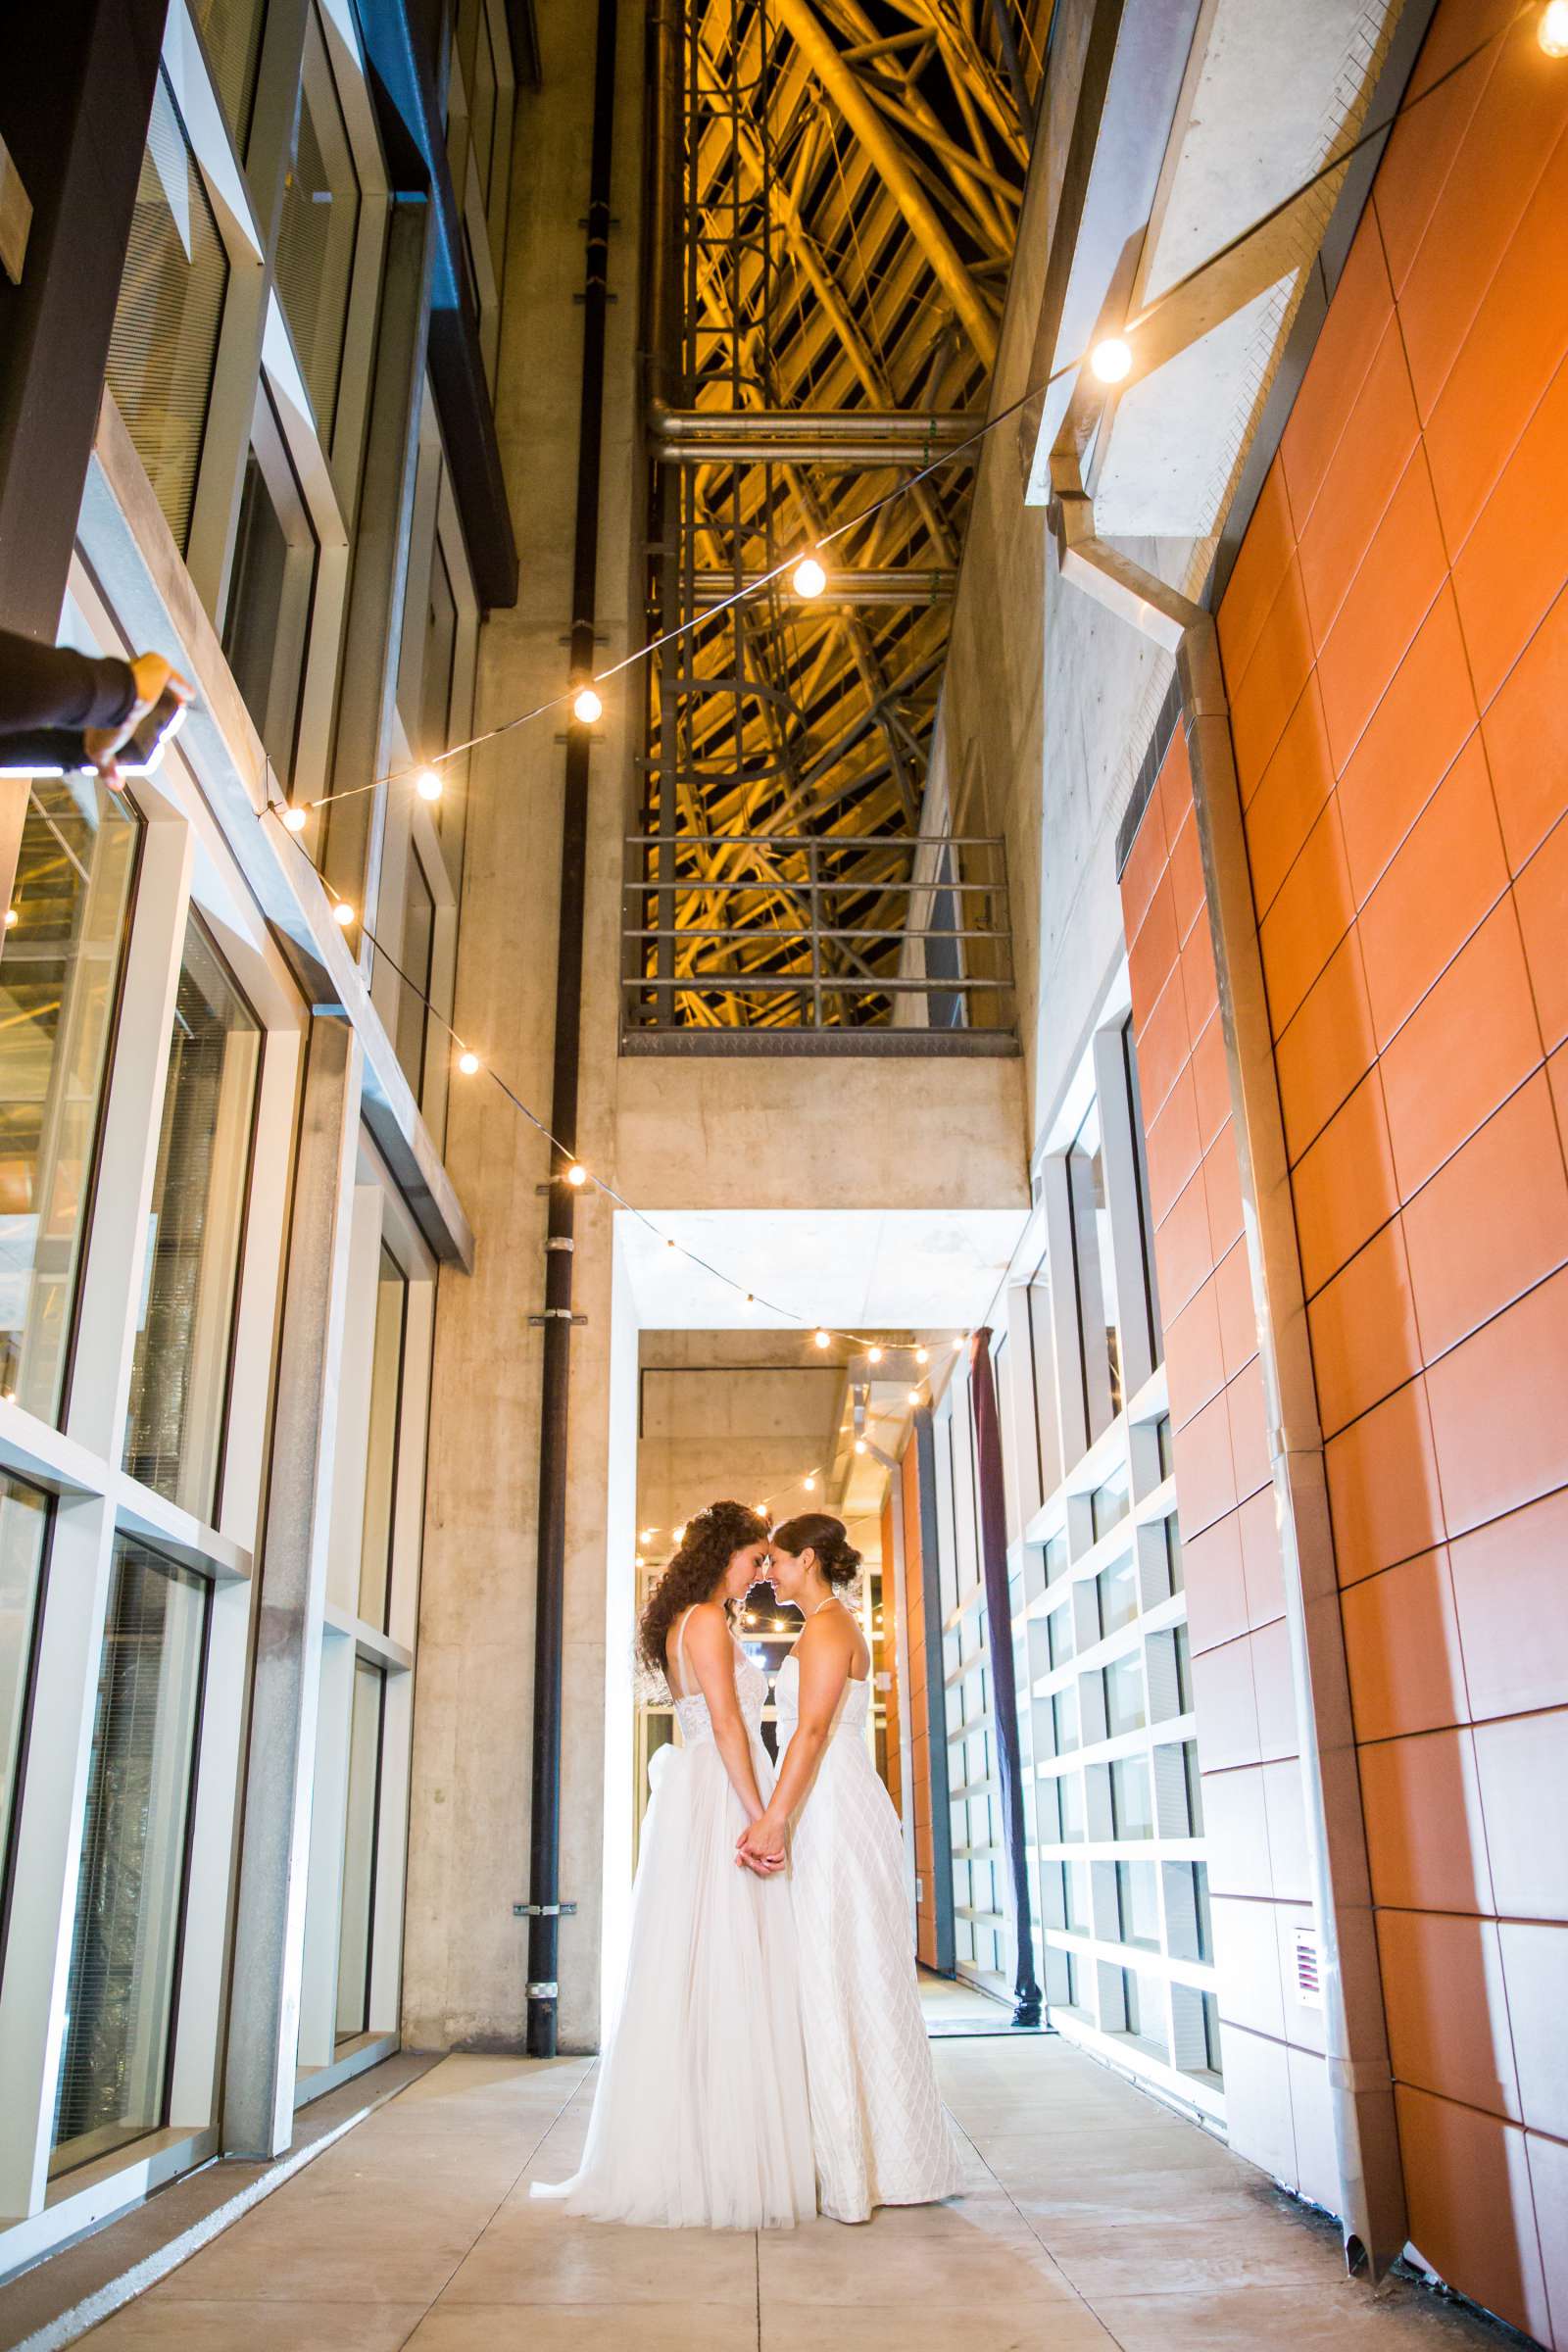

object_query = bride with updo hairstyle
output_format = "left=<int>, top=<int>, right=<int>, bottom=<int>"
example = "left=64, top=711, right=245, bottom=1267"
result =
left=741, top=1511, right=961, bottom=2222
left=532, top=1502, right=814, bottom=2229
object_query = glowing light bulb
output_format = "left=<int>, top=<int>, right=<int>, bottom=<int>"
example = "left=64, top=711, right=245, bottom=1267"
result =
left=672, top=1523, right=686, bottom=1544
left=572, top=685, right=603, bottom=725
left=755, top=1502, right=767, bottom=1518
left=772, top=1617, right=786, bottom=1632
left=331, top=900, right=356, bottom=927
left=953, top=1334, right=965, bottom=1350
left=1541, top=0, right=1568, bottom=53
left=281, top=805, right=309, bottom=833
left=1091, top=336, right=1133, bottom=384
left=415, top=766, right=443, bottom=803
left=1, top=1389, right=14, bottom=1404
left=742, top=1292, right=756, bottom=1309
left=664, top=1235, right=676, bottom=1250
left=868, top=1346, right=883, bottom=1365
left=458, top=1050, right=480, bottom=1075
left=564, top=1162, right=587, bottom=1187
left=915, top=1346, right=929, bottom=1366
left=640, top=1527, right=656, bottom=1543
left=3, top=907, right=17, bottom=929
left=791, top=554, right=827, bottom=599
left=907, top=1389, right=921, bottom=1406
left=854, top=1438, right=867, bottom=1455
left=813, top=1328, right=830, bottom=1349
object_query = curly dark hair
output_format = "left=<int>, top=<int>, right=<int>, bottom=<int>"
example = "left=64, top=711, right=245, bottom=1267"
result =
left=771, top=1511, right=862, bottom=1589
left=637, top=1500, right=769, bottom=1680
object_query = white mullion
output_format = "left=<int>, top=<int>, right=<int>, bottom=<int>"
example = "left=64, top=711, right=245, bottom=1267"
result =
left=65, top=819, right=194, bottom=1466
left=219, top=1028, right=304, bottom=1547
left=368, top=1666, right=410, bottom=2034
left=297, top=1630, right=355, bottom=2069
left=1038, top=1152, right=1087, bottom=1469
left=0, top=1497, right=118, bottom=2215
left=167, top=1571, right=252, bottom=2129
left=1093, top=1023, right=1156, bottom=1402
left=325, top=1186, right=387, bottom=1619
left=385, top=1277, right=433, bottom=1657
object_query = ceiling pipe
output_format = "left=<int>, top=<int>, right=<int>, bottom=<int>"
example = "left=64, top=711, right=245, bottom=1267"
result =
left=690, top=566, right=955, bottom=607
left=649, top=406, right=977, bottom=465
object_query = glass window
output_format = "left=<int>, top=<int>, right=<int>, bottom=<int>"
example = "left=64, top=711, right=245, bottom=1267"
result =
left=335, top=1658, right=384, bottom=2041
left=123, top=916, right=262, bottom=1519
left=393, top=857, right=435, bottom=1102
left=105, top=70, right=229, bottom=550
left=1110, top=1754, right=1154, bottom=1839
left=1103, top=1650, right=1146, bottom=1738
left=1052, top=1685, right=1079, bottom=1757
left=358, top=1245, right=408, bottom=1628
left=1175, top=1623, right=1193, bottom=1714
left=1063, top=1860, right=1089, bottom=1936
left=458, top=0, right=499, bottom=207
left=1066, top=1099, right=1121, bottom=1441
left=1043, top=1531, right=1068, bottom=1586
left=1183, top=1738, right=1205, bottom=1835
left=1117, top=1860, right=1160, bottom=1950
left=1047, top=1602, right=1073, bottom=1670
left=274, top=8, right=362, bottom=444
left=191, top=0, right=268, bottom=146
left=418, top=535, right=459, bottom=764
left=51, top=1539, right=208, bottom=2175
left=1057, top=1771, right=1084, bottom=1844
left=1091, top=1463, right=1130, bottom=1543
left=222, top=394, right=318, bottom=783
left=1096, top=1554, right=1138, bottom=1640
left=1203, top=1990, right=1224, bottom=2075
left=1155, top=1412, right=1174, bottom=1481
left=1164, top=1514, right=1184, bottom=1593
left=1121, top=1966, right=1166, bottom=2057
left=0, top=1476, right=52, bottom=1887
left=0, top=783, right=140, bottom=1421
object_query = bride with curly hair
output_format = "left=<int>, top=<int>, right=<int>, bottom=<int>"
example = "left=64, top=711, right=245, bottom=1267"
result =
left=531, top=1500, right=814, bottom=2228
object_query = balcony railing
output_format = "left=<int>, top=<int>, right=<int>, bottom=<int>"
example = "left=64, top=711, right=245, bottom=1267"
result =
left=620, top=832, right=1016, bottom=1054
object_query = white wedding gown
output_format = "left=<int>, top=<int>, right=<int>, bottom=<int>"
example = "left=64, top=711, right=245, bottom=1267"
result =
left=531, top=1611, right=815, bottom=2228
left=775, top=1651, right=963, bottom=2222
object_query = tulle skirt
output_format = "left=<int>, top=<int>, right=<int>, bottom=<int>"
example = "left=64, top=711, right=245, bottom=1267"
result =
left=531, top=1732, right=816, bottom=2228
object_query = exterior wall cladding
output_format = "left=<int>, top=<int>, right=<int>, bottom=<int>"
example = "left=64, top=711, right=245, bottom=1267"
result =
left=1122, top=3, right=1567, bottom=2339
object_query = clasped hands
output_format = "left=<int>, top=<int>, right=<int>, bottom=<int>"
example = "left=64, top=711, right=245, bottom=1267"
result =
left=735, top=1814, right=788, bottom=1877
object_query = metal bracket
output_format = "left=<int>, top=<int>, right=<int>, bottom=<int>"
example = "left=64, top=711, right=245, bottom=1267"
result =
left=545, top=1235, right=575, bottom=1252
left=526, top=1981, right=559, bottom=1999
left=529, top=1310, right=587, bottom=1326
left=514, top=1901, right=577, bottom=1917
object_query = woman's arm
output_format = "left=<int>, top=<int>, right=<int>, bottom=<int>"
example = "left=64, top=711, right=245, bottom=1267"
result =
left=682, top=1603, right=771, bottom=1830
left=736, top=1621, right=854, bottom=1866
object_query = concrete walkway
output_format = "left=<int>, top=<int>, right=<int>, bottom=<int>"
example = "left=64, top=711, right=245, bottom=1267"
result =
left=75, top=2040, right=1514, bottom=2351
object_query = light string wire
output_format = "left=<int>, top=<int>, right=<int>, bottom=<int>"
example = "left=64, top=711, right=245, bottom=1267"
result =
left=267, top=0, right=1526, bottom=822
left=258, top=3, right=1537, bottom=1361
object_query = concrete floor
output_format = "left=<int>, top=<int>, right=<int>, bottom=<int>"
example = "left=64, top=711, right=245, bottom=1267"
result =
left=74, top=2041, right=1515, bottom=2352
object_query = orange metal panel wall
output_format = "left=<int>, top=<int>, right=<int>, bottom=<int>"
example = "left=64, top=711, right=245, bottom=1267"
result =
left=901, top=1438, right=939, bottom=1970
left=880, top=1487, right=904, bottom=1820
left=1120, top=729, right=1336, bottom=2207
left=1211, top=5, right=1567, bottom=2336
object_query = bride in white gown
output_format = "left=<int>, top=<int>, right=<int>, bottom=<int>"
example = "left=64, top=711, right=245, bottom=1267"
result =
left=531, top=1501, right=815, bottom=2229
left=739, top=1513, right=962, bottom=2223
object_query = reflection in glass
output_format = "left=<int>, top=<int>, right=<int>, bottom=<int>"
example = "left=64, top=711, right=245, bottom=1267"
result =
left=105, top=71, right=229, bottom=550
left=419, top=538, right=459, bottom=763
left=274, top=8, right=362, bottom=442
left=222, top=400, right=318, bottom=785
left=0, top=1476, right=51, bottom=1883
left=51, top=1540, right=207, bottom=2175
left=1111, top=1754, right=1154, bottom=1839
left=191, top=0, right=268, bottom=145
left=1066, top=1099, right=1121, bottom=1442
left=1091, top=1463, right=1129, bottom=1543
left=1121, top=1966, right=1166, bottom=2056
left=123, top=916, right=262, bottom=1519
left=0, top=783, right=139, bottom=1421
left=1103, top=1650, right=1146, bottom=1739
left=335, top=1658, right=384, bottom=2041
left=1057, top=1771, right=1084, bottom=1844
left=358, top=1246, right=408, bottom=1627
left=1117, top=1860, right=1160, bottom=1949
left=1052, top=1685, right=1079, bottom=1756
left=394, top=858, right=434, bottom=1103
left=1097, top=1554, right=1138, bottom=1640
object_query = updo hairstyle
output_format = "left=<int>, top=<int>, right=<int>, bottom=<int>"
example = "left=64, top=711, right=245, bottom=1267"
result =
left=636, top=1500, right=768, bottom=1679
left=771, top=1511, right=862, bottom=1589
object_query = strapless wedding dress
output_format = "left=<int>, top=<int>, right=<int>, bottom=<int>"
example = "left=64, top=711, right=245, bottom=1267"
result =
left=775, top=1651, right=962, bottom=2222
left=530, top=1614, right=814, bottom=2228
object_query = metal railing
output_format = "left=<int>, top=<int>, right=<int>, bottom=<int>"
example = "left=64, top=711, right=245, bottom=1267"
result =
left=620, top=832, right=1016, bottom=1054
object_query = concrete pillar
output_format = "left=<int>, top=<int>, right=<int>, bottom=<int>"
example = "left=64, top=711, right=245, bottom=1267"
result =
left=223, top=1013, right=363, bottom=2155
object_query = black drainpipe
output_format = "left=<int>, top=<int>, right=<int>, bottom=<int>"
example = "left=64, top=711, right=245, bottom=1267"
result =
left=524, top=0, right=618, bottom=2062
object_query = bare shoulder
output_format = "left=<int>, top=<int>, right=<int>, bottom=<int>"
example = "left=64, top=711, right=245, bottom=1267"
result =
left=798, top=1604, right=858, bottom=1661
left=680, top=1599, right=731, bottom=1653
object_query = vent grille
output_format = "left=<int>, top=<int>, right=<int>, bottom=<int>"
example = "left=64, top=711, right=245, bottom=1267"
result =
left=1294, top=1923, right=1323, bottom=2009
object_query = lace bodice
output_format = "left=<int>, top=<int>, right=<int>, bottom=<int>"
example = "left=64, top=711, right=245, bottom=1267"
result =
left=773, top=1650, right=871, bottom=1740
left=669, top=1615, right=768, bottom=1746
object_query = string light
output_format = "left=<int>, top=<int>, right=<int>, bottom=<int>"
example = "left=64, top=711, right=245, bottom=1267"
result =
left=804, top=1475, right=816, bottom=1492
left=640, top=1527, right=656, bottom=1542
left=281, top=806, right=309, bottom=833
left=672, top=1523, right=686, bottom=1544
left=854, top=1438, right=867, bottom=1455
left=457, top=1049, right=481, bottom=1075
left=331, top=900, right=356, bottom=927
left=1091, top=335, right=1133, bottom=384
left=868, top=1346, right=883, bottom=1365
left=953, top=1335, right=965, bottom=1350
left=564, top=1162, right=587, bottom=1187
left=743, top=1292, right=757, bottom=1309
left=1542, top=0, right=1568, bottom=53
left=3, top=908, right=16, bottom=929
left=915, top=1346, right=929, bottom=1366
left=791, top=553, right=827, bottom=599
left=415, top=767, right=444, bottom=803
left=907, top=1389, right=921, bottom=1406
left=813, top=1329, right=830, bottom=1349
left=572, top=684, right=603, bottom=725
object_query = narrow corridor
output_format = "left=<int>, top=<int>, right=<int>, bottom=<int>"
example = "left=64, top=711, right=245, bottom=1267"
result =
left=69, top=2041, right=1512, bottom=2351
